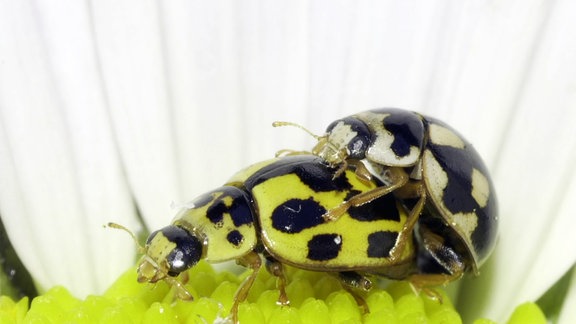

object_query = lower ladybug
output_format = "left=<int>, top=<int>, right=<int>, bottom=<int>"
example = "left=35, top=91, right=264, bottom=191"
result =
left=128, top=154, right=485, bottom=322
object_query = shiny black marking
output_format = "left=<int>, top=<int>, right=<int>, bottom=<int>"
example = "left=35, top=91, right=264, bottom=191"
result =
left=158, top=225, right=203, bottom=276
left=271, top=198, right=326, bottom=234
left=229, top=193, right=254, bottom=227
left=244, top=155, right=351, bottom=193
left=326, top=117, right=371, bottom=159
left=226, top=230, right=244, bottom=246
left=348, top=192, right=401, bottom=222
left=206, top=199, right=226, bottom=225
left=378, top=108, right=425, bottom=158
left=205, top=187, right=254, bottom=227
left=307, top=234, right=342, bottom=261
left=367, top=231, right=398, bottom=258
left=425, top=118, right=498, bottom=261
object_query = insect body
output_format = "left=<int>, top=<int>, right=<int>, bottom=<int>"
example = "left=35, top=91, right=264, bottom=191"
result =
left=308, top=108, right=498, bottom=282
left=137, top=155, right=429, bottom=322
left=137, top=106, right=498, bottom=321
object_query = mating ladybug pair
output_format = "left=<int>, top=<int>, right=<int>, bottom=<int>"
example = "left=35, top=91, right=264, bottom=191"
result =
left=134, top=108, right=498, bottom=322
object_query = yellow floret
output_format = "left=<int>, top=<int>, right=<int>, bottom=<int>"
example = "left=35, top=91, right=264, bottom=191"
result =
left=506, top=302, right=547, bottom=324
left=0, top=295, right=28, bottom=323
left=0, top=260, right=548, bottom=323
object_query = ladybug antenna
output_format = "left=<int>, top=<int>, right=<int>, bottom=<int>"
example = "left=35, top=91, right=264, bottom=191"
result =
left=106, top=222, right=145, bottom=254
left=272, top=121, right=323, bottom=141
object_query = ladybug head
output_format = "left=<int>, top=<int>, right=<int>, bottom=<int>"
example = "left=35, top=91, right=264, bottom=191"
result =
left=137, top=225, right=205, bottom=283
left=313, top=117, right=372, bottom=166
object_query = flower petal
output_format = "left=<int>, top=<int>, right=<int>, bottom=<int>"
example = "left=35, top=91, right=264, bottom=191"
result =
left=0, top=1, right=140, bottom=297
left=89, top=1, right=182, bottom=230
left=455, top=0, right=576, bottom=320
left=2, top=4, right=575, bottom=319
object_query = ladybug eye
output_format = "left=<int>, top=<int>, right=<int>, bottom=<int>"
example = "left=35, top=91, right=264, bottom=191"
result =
left=160, top=225, right=204, bottom=276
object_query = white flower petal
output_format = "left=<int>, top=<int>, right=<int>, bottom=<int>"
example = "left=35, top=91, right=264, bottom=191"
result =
left=0, top=1, right=139, bottom=296
left=1, top=3, right=575, bottom=319
left=88, top=1, right=183, bottom=231
left=455, top=0, right=576, bottom=320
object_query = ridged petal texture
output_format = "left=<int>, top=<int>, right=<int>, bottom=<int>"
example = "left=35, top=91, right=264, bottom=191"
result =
left=1, top=1, right=575, bottom=322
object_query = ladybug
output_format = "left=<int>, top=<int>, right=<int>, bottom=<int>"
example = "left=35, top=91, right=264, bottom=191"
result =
left=293, top=108, right=498, bottom=280
left=133, top=155, right=451, bottom=322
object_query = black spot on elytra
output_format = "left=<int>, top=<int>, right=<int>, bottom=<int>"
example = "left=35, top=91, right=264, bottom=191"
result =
left=307, top=234, right=342, bottom=261
left=271, top=198, right=325, bottom=234
left=367, top=231, right=398, bottom=258
left=204, top=187, right=254, bottom=227
left=347, top=192, right=401, bottom=222
left=243, top=156, right=352, bottom=193
left=424, top=117, right=498, bottom=262
left=226, top=230, right=244, bottom=246
left=229, top=195, right=254, bottom=227
left=380, top=109, right=424, bottom=158
left=206, top=200, right=226, bottom=225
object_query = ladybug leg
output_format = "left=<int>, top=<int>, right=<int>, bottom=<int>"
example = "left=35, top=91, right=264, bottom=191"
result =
left=407, top=280, right=445, bottom=303
left=408, top=273, right=464, bottom=304
left=265, top=256, right=290, bottom=306
left=230, top=251, right=262, bottom=323
left=337, top=271, right=372, bottom=314
left=323, top=167, right=409, bottom=222
left=164, top=275, right=193, bottom=301
left=345, top=159, right=373, bottom=184
left=409, top=229, right=465, bottom=295
left=388, top=184, right=426, bottom=262
left=332, top=159, right=349, bottom=179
